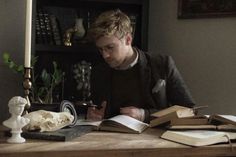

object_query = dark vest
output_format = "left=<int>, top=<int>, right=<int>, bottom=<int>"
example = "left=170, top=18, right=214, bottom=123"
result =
left=109, top=64, right=144, bottom=117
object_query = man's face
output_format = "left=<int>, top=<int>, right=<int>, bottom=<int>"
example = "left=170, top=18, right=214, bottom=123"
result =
left=95, top=34, right=131, bottom=69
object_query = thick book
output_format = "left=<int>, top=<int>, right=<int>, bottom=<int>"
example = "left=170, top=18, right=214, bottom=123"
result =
left=76, top=115, right=149, bottom=134
left=168, top=115, right=236, bottom=131
left=169, top=124, right=217, bottom=130
left=169, top=124, right=236, bottom=131
left=150, top=105, right=195, bottom=127
left=161, top=130, right=236, bottom=146
left=170, top=116, right=209, bottom=126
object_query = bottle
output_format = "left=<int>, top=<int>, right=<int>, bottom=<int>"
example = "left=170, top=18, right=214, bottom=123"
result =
left=73, top=18, right=86, bottom=42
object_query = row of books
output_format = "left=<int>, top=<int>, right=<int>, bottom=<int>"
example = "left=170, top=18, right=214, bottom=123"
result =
left=149, top=105, right=236, bottom=131
left=35, top=8, right=138, bottom=46
left=36, top=9, right=62, bottom=45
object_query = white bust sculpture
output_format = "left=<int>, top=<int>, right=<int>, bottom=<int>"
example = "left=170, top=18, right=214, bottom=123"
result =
left=3, top=96, right=30, bottom=143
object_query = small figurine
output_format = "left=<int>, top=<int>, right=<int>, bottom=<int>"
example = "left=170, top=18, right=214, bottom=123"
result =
left=63, top=28, right=74, bottom=46
left=2, top=96, right=30, bottom=143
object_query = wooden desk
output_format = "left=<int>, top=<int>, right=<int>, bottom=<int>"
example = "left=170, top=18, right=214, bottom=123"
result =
left=1, top=127, right=236, bottom=157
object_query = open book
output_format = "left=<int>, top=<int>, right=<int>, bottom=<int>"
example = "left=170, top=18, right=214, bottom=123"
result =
left=209, top=115, right=236, bottom=125
left=150, top=105, right=195, bottom=127
left=76, top=115, right=149, bottom=134
left=161, top=130, right=236, bottom=146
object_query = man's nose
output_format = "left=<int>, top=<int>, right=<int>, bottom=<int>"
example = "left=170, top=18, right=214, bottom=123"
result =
left=101, top=50, right=110, bottom=59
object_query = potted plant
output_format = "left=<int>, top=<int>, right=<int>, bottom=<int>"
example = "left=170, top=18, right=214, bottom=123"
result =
left=2, top=52, right=64, bottom=111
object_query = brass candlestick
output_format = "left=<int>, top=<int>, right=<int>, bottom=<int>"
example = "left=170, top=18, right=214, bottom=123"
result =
left=23, top=67, right=32, bottom=113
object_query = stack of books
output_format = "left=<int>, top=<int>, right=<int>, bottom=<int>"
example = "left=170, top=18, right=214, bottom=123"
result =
left=149, top=105, right=236, bottom=146
left=169, top=114, right=236, bottom=131
left=150, top=105, right=236, bottom=132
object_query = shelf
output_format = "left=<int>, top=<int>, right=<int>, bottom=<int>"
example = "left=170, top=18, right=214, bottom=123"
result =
left=37, top=0, right=144, bottom=7
left=35, top=44, right=98, bottom=53
left=35, top=43, right=103, bottom=65
left=33, top=0, right=149, bottom=102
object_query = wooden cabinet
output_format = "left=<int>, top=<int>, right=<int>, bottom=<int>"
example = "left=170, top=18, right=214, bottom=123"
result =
left=32, top=0, right=149, bottom=102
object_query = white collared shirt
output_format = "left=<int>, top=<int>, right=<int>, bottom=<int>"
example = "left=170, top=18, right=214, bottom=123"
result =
left=116, top=49, right=139, bottom=70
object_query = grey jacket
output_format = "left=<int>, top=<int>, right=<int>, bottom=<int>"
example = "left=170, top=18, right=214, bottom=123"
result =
left=91, top=48, right=195, bottom=122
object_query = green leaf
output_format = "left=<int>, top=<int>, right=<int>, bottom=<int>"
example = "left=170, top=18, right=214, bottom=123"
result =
left=8, top=61, right=14, bottom=68
left=2, top=52, right=24, bottom=74
left=31, top=56, right=38, bottom=67
left=17, top=65, right=24, bottom=73
left=41, top=69, right=51, bottom=87
left=3, top=52, right=10, bottom=64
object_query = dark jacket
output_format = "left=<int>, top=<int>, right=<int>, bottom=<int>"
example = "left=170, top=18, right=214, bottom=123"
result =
left=91, top=48, right=195, bottom=122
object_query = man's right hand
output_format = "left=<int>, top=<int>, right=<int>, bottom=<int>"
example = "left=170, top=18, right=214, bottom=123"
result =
left=86, top=101, right=107, bottom=121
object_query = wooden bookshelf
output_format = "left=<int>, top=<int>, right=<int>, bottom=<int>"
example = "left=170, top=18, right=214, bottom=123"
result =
left=32, top=0, right=149, bottom=102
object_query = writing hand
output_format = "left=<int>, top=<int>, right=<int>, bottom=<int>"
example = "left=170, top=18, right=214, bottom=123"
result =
left=120, top=106, right=145, bottom=121
left=86, top=101, right=107, bottom=121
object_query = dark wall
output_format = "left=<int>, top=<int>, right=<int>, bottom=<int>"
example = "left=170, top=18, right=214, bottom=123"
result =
left=0, top=0, right=26, bottom=122
left=149, top=0, right=236, bottom=115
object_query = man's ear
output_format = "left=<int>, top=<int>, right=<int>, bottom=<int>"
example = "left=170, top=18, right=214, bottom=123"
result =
left=125, top=33, right=133, bottom=45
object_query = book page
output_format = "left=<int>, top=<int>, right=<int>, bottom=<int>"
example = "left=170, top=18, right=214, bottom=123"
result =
left=170, top=130, right=225, bottom=139
left=176, top=108, right=195, bottom=117
left=76, top=119, right=102, bottom=127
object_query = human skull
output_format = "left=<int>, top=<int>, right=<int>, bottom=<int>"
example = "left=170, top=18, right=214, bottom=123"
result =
left=23, top=110, right=74, bottom=132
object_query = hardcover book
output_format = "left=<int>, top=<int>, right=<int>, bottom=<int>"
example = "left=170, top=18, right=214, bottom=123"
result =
left=170, top=116, right=209, bottom=126
left=150, top=105, right=195, bottom=127
left=76, top=115, right=149, bottom=134
left=169, top=124, right=236, bottom=131
left=169, top=114, right=236, bottom=132
left=161, top=130, right=236, bottom=146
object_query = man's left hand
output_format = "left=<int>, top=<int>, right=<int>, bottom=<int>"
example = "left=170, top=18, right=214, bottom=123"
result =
left=120, top=106, right=145, bottom=121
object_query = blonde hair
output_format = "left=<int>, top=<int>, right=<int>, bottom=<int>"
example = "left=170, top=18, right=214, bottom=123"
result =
left=88, top=9, right=132, bottom=41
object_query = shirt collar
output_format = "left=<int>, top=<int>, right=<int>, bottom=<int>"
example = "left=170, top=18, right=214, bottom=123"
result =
left=128, top=48, right=139, bottom=68
left=116, top=48, right=139, bottom=70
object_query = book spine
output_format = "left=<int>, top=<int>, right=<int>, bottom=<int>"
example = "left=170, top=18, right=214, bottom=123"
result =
left=50, top=15, right=62, bottom=46
left=150, top=112, right=178, bottom=127
left=44, top=13, right=54, bottom=45
left=36, top=9, right=44, bottom=44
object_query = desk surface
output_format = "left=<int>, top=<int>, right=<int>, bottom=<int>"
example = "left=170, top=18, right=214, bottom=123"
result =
left=1, top=127, right=236, bottom=157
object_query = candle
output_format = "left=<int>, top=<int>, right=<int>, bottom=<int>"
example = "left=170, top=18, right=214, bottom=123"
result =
left=24, top=0, right=32, bottom=68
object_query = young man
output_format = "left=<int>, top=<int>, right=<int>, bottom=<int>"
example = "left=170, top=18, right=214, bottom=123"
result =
left=87, top=9, right=195, bottom=122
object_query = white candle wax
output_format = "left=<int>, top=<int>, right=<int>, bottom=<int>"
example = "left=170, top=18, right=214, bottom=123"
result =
left=24, top=0, right=32, bottom=68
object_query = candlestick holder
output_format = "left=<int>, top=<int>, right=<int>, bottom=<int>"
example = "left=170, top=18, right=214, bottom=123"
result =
left=23, top=67, right=32, bottom=113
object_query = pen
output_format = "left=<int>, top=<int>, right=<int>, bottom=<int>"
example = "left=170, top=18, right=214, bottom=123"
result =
left=193, top=105, right=208, bottom=114
left=193, top=105, right=209, bottom=110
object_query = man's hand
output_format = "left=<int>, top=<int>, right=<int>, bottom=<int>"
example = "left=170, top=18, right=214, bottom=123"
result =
left=86, top=101, right=107, bottom=121
left=120, top=106, right=145, bottom=121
